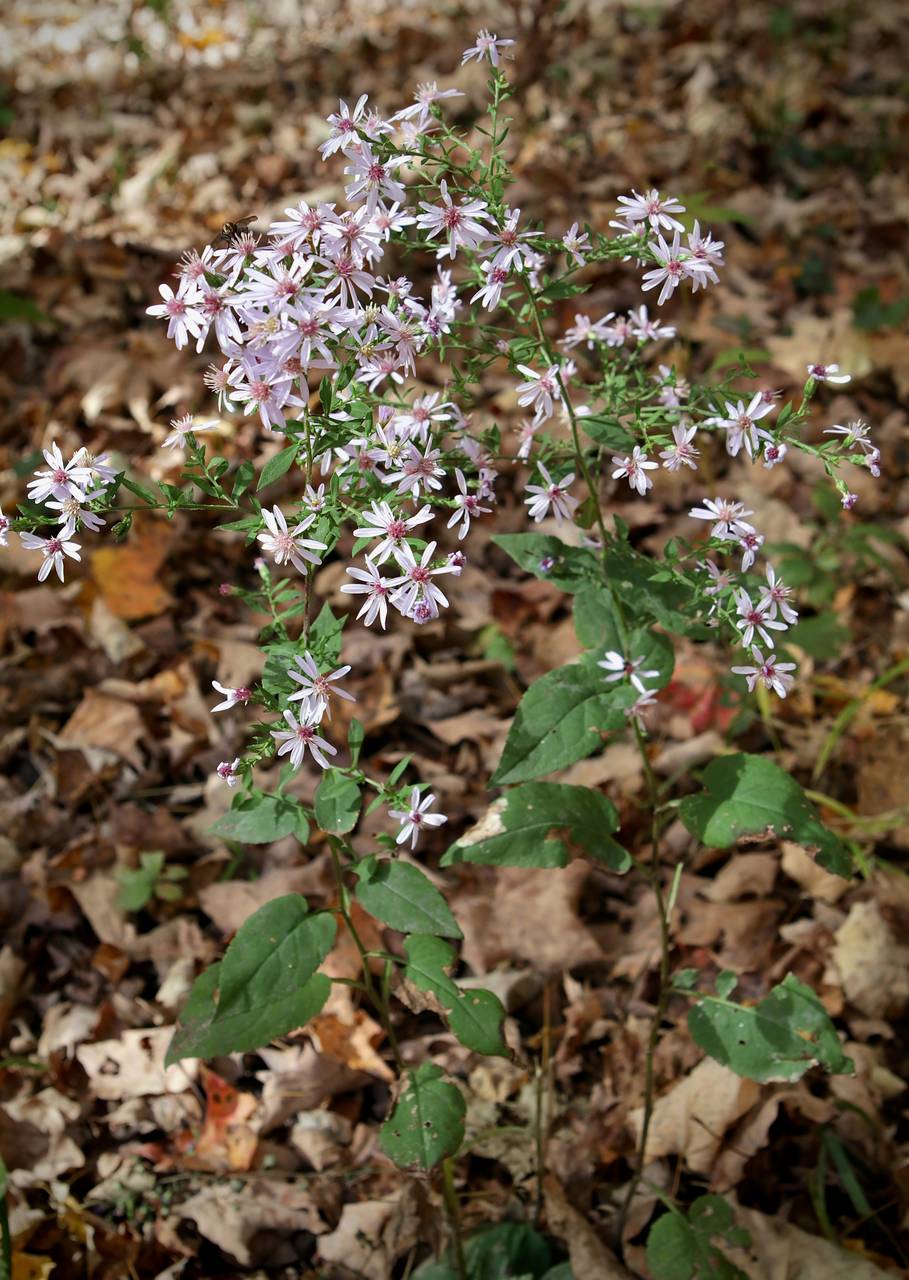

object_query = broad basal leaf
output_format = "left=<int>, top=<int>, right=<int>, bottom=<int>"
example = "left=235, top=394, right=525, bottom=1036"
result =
left=679, top=753, right=851, bottom=876
left=491, top=661, right=635, bottom=785
left=647, top=1195, right=750, bottom=1280
left=491, top=533, right=600, bottom=594
left=354, top=858, right=462, bottom=938
left=165, top=895, right=335, bottom=1064
left=688, top=973, right=854, bottom=1083
left=403, top=935, right=507, bottom=1057
left=314, top=772, right=361, bottom=834
left=209, top=793, right=309, bottom=844
left=379, top=1062, right=466, bottom=1169
left=442, top=782, right=630, bottom=871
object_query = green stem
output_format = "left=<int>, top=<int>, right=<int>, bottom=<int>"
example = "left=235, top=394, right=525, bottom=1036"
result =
left=441, top=1156, right=468, bottom=1280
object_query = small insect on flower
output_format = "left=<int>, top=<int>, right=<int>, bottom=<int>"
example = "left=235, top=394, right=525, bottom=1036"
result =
left=214, top=214, right=257, bottom=246
left=389, top=787, right=448, bottom=849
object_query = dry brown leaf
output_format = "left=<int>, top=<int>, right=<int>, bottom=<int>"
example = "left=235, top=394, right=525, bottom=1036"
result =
left=543, top=1175, right=631, bottom=1279
left=172, top=1180, right=325, bottom=1267
left=56, top=689, right=145, bottom=767
left=316, top=1183, right=428, bottom=1280
left=630, top=1057, right=761, bottom=1174
left=829, top=900, right=909, bottom=1018
left=731, top=1201, right=894, bottom=1279
left=780, top=841, right=848, bottom=903
left=76, top=1028, right=198, bottom=1100
left=704, top=853, right=778, bottom=903
left=90, top=516, right=174, bottom=620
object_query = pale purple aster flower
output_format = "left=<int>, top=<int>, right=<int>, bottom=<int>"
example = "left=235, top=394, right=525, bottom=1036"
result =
left=461, top=30, right=515, bottom=66
left=523, top=463, right=580, bottom=524
left=162, top=414, right=218, bottom=451
left=734, top=588, right=788, bottom=648
left=472, top=260, right=510, bottom=311
left=562, top=222, right=591, bottom=265
left=738, top=529, right=764, bottom=571
left=758, top=566, right=798, bottom=625
left=515, top=363, right=562, bottom=422
left=615, top=188, right=686, bottom=234
left=45, top=490, right=107, bottom=532
left=393, top=82, right=464, bottom=130
left=612, top=446, right=659, bottom=496
left=731, top=647, right=796, bottom=698
left=19, top=520, right=81, bottom=582
left=217, top=758, right=242, bottom=787
left=288, top=651, right=356, bottom=721
left=146, top=282, right=204, bottom=350
left=642, top=233, right=710, bottom=305
left=689, top=497, right=755, bottom=540
left=353, top=500, right=434, bottom=564
left=319, top=95, right=371, bottom=160
left=387, top=443, right=446, bottom=499
left=626, top=687, right=659, bottom=729
left=389, top=787, right=447, bottom=848
left=256, top=506, right=328, bottom=574
left=0, top=504, right=9, bottom=546
left=628, top=305, right=676, bottom=342
left=598, top=650, right=660, bottom=695
left=807, top=363, right=851, bottom=384
left=416, top=180, right=492, bottom=260
left=26, top=442, right=92, bottom=505
left=271, top=707, right=337, bottom=771
left=211, top=681, right=252, bottom=713
left=447, top=469, right=491, bottom=539
left=762, top=441, right=788, bottom=469
left=341, top=559, right=393, bottom=628
left=389, top=540, right=453, bottom=620
left=706, top=392, right=774, bottom=459
left=686, top=221, right=724, bottom=289
left=659, top=422, right=700, bottom=471
left=823, top=419, right=873, bottom=449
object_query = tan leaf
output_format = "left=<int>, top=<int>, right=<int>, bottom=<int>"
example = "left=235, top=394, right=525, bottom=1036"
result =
left=830, top=900, right=909, bottom=1018
left=90, top=516, right=173, bottom=620
left=630, top=1057, right=761, bottom=1174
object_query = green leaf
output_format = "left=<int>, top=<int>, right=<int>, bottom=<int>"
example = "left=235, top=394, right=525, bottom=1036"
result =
left=314, top=772, right=361, bottom=834
left=379, top=1062, right=466, bottom=1169
left=209, top=793, right=309, bottom=844
left=679, top=753, right=852, bottom=876
left=492, top=662, right=636, bottom=785
left=442, top=783, right=630, bottom=872
left=231, top=459, right=255, bottom=498
left=403, top=935, right=507, bottom=1056
left=491, top=533, right=600, bottom=593
left=166, top=895, right=335, bottom=1064
left=117, top=851, right=166, bottom=911
left=786, top=614, right=850, bottom=659
left=603, top=544, right=702, bottom=636
left=256, top=443, right=299, bottom=490
left=309, top=602, right=346, bottom=666
left=348, top=718, right=365, bottom=766
left=647, top=1195, right=750, bottom=1280
left=688, top=973, right=854, bottom=1083
left=573, top=587, right=623, bottom=651
left=581, top=414, right=636, bottom=453
left=354, top=859, right=462, bottom=938
left=0, top=289, right=54, bottom=326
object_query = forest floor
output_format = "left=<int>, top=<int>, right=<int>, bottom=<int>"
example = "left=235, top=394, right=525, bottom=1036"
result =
left=1, top=1, right=909, bottom=1277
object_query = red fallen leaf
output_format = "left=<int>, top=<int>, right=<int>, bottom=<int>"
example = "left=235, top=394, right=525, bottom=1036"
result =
left=133, top=1069, right=260, bottom=1173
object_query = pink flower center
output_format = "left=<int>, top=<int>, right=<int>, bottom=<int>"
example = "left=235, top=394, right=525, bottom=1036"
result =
left=410, top=566, right=430, bottom=584
left=442, top=206, right=463, bottom=230
left=166, top=297, right=186, bottom=316
left=388, top=519, right=406, bottom=539
left=47, top=537, right=62, bottom=554
left=202, top=291, right=223, bottom=315
left=296, top=725, right=315, bottom=742
left=274, top=531, right=295, bottom=558
left=367, top=162, right=385, bottom=183
left=53, top=467, right=68, bottom=484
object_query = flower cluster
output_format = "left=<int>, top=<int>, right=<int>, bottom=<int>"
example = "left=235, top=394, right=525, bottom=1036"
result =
left=12, top=27, right=877, bottom=814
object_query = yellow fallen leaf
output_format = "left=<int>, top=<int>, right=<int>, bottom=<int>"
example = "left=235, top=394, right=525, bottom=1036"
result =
left=12, top=1255, right=56, bottom=1280
left=90, top=516, right=173, bottom=620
